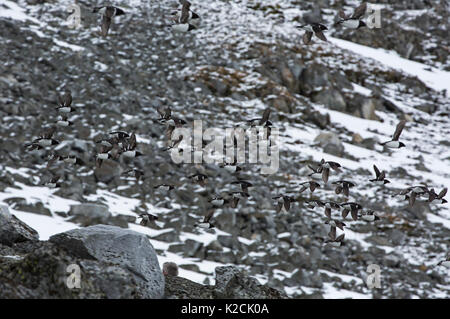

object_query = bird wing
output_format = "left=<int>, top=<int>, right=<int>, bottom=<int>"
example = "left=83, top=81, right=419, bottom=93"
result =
left=284, top=197, right=291, bottom=212
left=42, top=126, right=56, bottom=139
left=373, top=164, right=381, bottom=178
left=302, top=31, right=313, bottom=45
left=438, top=188, right=448, bottom=199
left=204, top=209, right=214, bottom=223
left=351, top=2, right=367, bottom=19
left=314, top=29, right=327, bottom=42
left=392, top=120, right=406, bottom=141
left=336, top=233, right=345, bottom=242
left=322, top=167, right=329, bottom=183
left=259, top=108, right=271, bottom=125
left=63, top=91, right=72, bottom=107
left=338, top=10, right=348, bottom=19
left=128, top=133, right=137, bottom=150
left=328, top=226, right=336, bottom=240
left=101, top=15, right=112, bottom=37
left=180, top=2, right=190, bottom=23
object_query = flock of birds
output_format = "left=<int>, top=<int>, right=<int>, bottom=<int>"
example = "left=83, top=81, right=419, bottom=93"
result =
left=21, top=0, right=450, bottom=269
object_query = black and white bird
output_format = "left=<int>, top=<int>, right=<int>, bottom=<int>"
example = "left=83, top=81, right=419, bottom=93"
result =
left=380, top=120, right=406, bottom=149
left=120, top=133, right=143, bottom=158
left=305, top=199, right=325, bottom=210
left=57, top=155, right=84, bottom=166
left=297, top=23, right=328, bottom=45
left=209, top=196, right=227, bottom=207
left=437, top=255, right=450, bottom=268
left=325, top=219, right=346, bottom=231
left=273, top=195, right=296, bottom=213
left=195, top=209, right=215, bottom=229
left=427, top=188, right=447, bottom=204
left=109, top=131, right=130, bottom=140
left=228, top=191, right=249, bottom=208
left=93, top=6, right=125, bottom=37
left=298, top=181, right=321, bottom=194
left=231, top=180, right=253, bottom=194
left=325, top=227, right=345, bottom=247
left=122, top=169, right=145, bottom=181
left=370, top=165, right=390, bottom=185
left=336, top=2, right=367, bottom=29
left=359, top=210, right=380, bottom=222
left=25, top=127, right=59, bottom=149
left=171, top=0, right=197, bottom=32
left=246, top=108, right=271, bottom=127
left=324, top=201, right=341, bottom=219
left=56, top=115, right=73, bottom=127
left=400, top=185, right=429, bottom=206
left=318, top=159, right=342, bottom=183
left=56, top=90, right=75, bottom=113
left=44, top=175, right=62, bottom=189
left=189, top=173, right=208, bottom=186
left=340, top=202, right=362, bottom=221
left=154, top=184, right=175, bottom=191
left=332, top=180, right=356, bottom=197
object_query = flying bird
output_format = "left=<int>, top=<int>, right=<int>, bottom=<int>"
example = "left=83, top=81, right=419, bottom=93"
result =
left=298, top=181, right=321, bottom=193
left=93, top=6, right=125, bottom=37
left=171, top=0, right=197, bottom=32
left=246, top=108, right=271, bottom=126
left=380, top=120, right=406, bottom=149
left=231, top=180, right=253, bottom=194
left=325, top=227, right=345, bottom=247
left=25, top=127, right=59, bottom=149
left=297, top=23, right=328, bottom=45
left=120, top=133, right=143, bottom=158
left=340, top=202, right=362, bottom=221
left=189, top=173, right=208, bottom=186
left=427, top=188, right=447, bottom=204
left=323, top=201, right=341, bottom=219
left=336, top=2, right=367, bottom=29
left=56, top=90, right=75, bottom=113
left=273, top=195, right=296, bottom=213
left=370, top=165, right=390, bottom=185
left=332, top=180, right=356, bottom=197
left=359, top=210, right=380, bottom=222
left=195, top=209, right=215, bottom=229
left=318, top=159, right=342, bottom=183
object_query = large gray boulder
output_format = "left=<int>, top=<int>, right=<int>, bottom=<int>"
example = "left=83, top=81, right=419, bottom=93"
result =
left=49, top=225, right=164, bottom=298
left=0, top=205, right=39, bottom=246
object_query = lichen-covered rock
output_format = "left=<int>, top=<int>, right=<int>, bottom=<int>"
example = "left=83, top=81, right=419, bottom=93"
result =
left=49, top=225, right=164, bottom=298
left=213, top=266, right=288, bottom=299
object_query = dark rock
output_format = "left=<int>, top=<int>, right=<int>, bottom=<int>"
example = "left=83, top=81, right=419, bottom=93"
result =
left=0, top=205, right=39, bottom=246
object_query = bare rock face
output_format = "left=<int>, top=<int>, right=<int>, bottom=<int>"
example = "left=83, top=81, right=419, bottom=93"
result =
left=0, top=205, right=39, bottom=246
